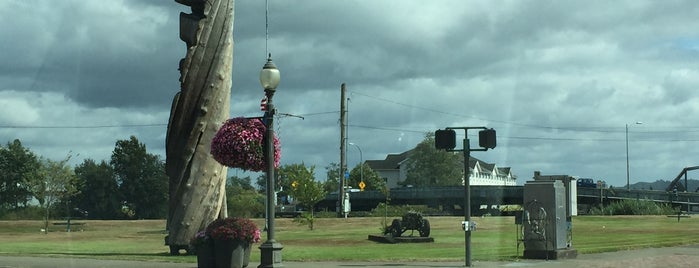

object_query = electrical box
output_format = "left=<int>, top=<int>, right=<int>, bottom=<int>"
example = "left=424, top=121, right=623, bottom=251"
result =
left=461, top=221, right=476, bottom=232
left=522, top=180, right=575, bottom=259
left=343, top=193, right=351, bottom=213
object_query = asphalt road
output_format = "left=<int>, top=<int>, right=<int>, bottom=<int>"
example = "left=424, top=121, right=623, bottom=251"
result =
left=1, top=244, right=698, bottom=268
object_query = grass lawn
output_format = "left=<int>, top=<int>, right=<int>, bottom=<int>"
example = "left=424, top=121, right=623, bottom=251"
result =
left=0, top=215, right=697, bottom=263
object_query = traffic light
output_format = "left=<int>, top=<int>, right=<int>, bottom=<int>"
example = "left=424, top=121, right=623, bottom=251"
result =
left=435, top=129, right=456, bottom=150
left=478, top=128, right=496, bottom=149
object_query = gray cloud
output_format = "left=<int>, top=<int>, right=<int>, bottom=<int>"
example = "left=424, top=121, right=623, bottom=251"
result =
left=2, top=0, right=699, bottom=187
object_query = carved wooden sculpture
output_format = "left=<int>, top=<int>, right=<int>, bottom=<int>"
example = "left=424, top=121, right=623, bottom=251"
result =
left=165, top=0, right=234, bottom=254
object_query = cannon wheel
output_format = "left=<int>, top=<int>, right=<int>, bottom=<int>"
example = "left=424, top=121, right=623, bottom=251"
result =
left=419, top=219, right=430, bottom=237
left=390, top=219, right=403, bottom=237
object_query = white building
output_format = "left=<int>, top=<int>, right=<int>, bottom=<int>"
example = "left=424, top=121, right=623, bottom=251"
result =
left=366, top=149, right=517, bottom=188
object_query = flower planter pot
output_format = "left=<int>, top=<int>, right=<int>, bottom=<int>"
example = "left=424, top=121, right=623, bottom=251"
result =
left=213, top=239, right=250, bottom=268
left=196, top=241, right=216, bottom=268
left=243, top=243, right=251, bottom=268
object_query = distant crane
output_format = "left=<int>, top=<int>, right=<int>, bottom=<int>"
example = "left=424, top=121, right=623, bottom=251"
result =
left=666, top=166, right=699, bottom=192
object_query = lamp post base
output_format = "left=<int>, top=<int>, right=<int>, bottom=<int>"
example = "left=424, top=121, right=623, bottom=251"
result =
left=258, top=240, right=284, bottom=268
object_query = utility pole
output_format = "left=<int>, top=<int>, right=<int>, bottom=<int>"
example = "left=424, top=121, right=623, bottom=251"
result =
left=339, top=83, right=348, bottom=218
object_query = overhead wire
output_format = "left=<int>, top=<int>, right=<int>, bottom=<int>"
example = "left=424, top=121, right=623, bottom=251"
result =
left=345, top=90, right=699, bottom=142
left=0, top=110, right=340, bottom=130
left=0, top=124, right=167, bottom=129
left=3, top=90, right=696, bottom=143
left=348, top=90, right=699, bottom=135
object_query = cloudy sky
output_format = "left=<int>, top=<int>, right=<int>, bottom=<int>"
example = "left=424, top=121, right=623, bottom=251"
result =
left=2, top=0, right=698, bottom=188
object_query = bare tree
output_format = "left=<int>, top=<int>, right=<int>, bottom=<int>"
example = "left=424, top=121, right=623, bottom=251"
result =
left=33, top=156, right=80, bottom=234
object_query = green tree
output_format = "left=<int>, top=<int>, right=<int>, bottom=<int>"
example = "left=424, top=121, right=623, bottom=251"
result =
left=111, top=136, right=168, bottom=219
left=348, top=163, right=384, bottom=191
left=0, top=140, right=41, bottom=210
left=32, top=156, right=81, bottom=233
left=74, top=159, right=122, bottom=219
left=280, top=163, right=326, bottom=229
left=404, top=133, right=463, bottom=186
left=323, top=162, right=340, bottom=193
left=228, top=175, right=255, bottom=192
left=255, top=173, right=266, bottom=192
left=226, top=176, right=263, bottom=218
left=255, top=169, right=289, bottom=193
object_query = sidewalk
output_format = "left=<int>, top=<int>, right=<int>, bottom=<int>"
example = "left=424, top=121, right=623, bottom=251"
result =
left=1, top=244, right=698, bottom=268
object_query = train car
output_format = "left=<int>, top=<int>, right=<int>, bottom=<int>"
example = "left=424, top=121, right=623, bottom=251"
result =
left=576, top=178, right=596, bottom=188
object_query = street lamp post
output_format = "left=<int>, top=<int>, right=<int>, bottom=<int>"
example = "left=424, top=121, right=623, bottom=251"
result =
left=625, top=122, right=642, bottom=191
left=259, top=54, right=283, bottom=268
left=349, top=142, right=363, bottom=187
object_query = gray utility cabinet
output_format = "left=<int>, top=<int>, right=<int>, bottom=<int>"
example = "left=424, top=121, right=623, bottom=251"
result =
left=523, top=180, right=574, bottom=259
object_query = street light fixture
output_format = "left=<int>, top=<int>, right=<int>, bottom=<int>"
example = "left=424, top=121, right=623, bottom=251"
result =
left=349, top=142, right=364, bottom=188
left=625, top=121, right=643, bottom=191
left=259, top=54, right=283, bottom=268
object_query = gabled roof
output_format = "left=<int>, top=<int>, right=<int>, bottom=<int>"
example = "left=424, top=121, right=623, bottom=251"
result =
left=366, top=149, right=515, bottom=178
left=365, top=150, right=411, bottom=170
left=480, top=162, right=496, bottom=173
left=467, top=157, right=491, bottom=172
left=497, top=167, right=512, bottom=177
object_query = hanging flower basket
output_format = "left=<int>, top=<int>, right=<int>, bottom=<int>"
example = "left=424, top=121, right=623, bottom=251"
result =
left=211, top=117, right=281, bottom=171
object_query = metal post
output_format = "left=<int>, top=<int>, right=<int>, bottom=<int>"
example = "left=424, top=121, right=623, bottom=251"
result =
left=350, top=143, right=363, bottom=186
left=442, top=126, right=491, bottom=267
left=359, top=147, right=363, bottom=185
left=625, top=123, right=630, bottom=191
left=259, top=89, right=283, bottom=268
left=463, top=138, right=472, bottom=267
left=626, top=122, right=643, bottom=191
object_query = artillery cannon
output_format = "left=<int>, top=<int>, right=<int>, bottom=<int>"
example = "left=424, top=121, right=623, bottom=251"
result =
left=384, top=211, right=430, bottom=237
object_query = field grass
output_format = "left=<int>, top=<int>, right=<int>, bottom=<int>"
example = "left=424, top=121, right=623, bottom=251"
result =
left=0, top=215, right=697, bottom=263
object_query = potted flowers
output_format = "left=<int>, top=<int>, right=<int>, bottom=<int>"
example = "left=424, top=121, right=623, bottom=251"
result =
left=205, top=217, right=261, bottom=268
left=190, top=230, right=215, bottom=267
left=210, top=117, right=280, bottom=171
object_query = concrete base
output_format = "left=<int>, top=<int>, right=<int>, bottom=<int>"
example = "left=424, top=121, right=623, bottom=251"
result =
left=258, top=241, right=284, bottom=268
left=523, top=248, right=577, bottom=260
left=368, top=234, right=434, bottom=244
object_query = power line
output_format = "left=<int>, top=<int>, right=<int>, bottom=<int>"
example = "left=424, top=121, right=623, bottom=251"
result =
left=350, top=90, right=550, bottom=129
left=350, top=124, right=699, bottom=142
left=297, top=111, right=339, bottom=117
left=349, top=124, right=426, bottom=134
left=0, top=110, right=340, bottom=129
left=349, top=90, right=699, bottom=134
left=0, top=124, right=167, bottom=129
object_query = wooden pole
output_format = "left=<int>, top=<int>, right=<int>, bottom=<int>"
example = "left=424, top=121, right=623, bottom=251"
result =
left=165, top=0, right=235, bottom=254
left=339, top=83, right=347, bottom=217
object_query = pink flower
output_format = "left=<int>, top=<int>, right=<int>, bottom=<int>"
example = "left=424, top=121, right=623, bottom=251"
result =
left=206, top=217, right=261, bottom=244
left=211, top=117, right=281, bottom=171
left=253, top=229, right=261, bottom=243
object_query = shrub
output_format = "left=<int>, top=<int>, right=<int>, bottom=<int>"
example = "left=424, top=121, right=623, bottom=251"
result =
left=0, top=206, right=45, bottom=220
left=227, top=190, right=264, bottom=218
left=371, top=203, right=439, bottom=217
left=292, top=212, right=317, bottom=230
left=589, top=199, right=676, bottom=215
